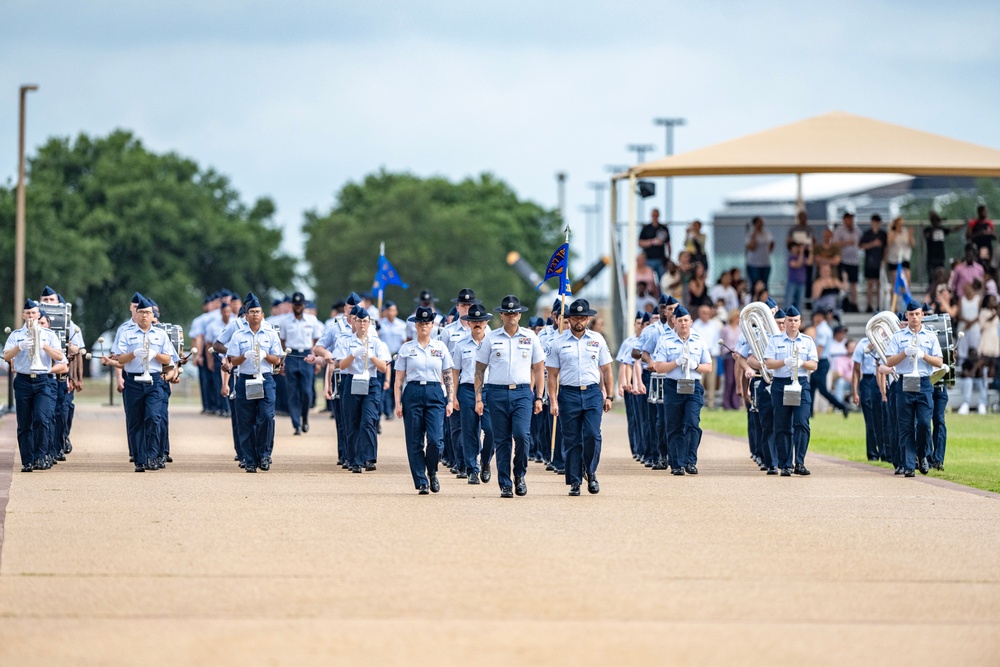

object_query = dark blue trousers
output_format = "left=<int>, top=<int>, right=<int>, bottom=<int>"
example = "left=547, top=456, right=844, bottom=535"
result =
left=859, top=375, right=885, bottom=461
left=159, top=378, right=172, bottom=459
left=274, top=371, right=288, bottom=414
left=624, top=391, right=641, bottom=457
left=534, top=399, right=552, bottom=462
left=811, top=359, right=847, bottom=415
left=885, top=381, right=900, bottom=468
left=751, top=378, right=776, bottom=468
left=14, top=374, right=56, bottom=467
left=931, top=384, right=948, bottom=466
left=747, top=389, right=760, bottom=462
left=227, top=374, right=239, bottom=456
left=209, top=355, right=224, bottom=413
left=557, top=384, right=603, bottom=486
left=485, top=384, right=532, bottom=489
left=284, top=355, right=312, bottom=430
left=402, top=382, right=445, bottom=489
left=123, top=374, right=166, bottom=468
left=332, top=372, right=346, bottom=463
left=51, top=377, right=69, bottom=459
left=898, top=378, right=932, bottom=471
left=381, top=364, right=397, bottom=417
left=197, top=349, right=211, bottom=411
left=772, top=377, right=812, bottom=470
left=448, top=410, right=463, bottom=469
left=235, top=375, right=275, bottom=468
left=458, top=384, right=493, bottom=474
left=341, top=375, right=381, bottom=467
left=664, top=379, right=704, bottom=470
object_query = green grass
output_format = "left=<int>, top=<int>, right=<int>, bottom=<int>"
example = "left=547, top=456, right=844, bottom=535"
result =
left=700, top=409, right=1000, bottom=494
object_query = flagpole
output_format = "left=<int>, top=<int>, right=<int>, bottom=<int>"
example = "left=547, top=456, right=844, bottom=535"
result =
left=377, top=241, right=385, bottom=315
left=551, top=226, right=570, bottom=464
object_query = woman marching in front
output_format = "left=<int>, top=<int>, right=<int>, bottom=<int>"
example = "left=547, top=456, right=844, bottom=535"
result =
left=395, top=306, right=455, bottom=494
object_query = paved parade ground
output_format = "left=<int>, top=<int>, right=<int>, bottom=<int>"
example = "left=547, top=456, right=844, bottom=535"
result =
left=1, top=403, right=999, bottom=666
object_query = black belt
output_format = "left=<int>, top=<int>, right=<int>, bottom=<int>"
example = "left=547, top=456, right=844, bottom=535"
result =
left=18, top=372, right=51, bottom=379
left=408, top=381, right=441, bottom=387
left=862, top=373, right=876, bottom=379
left=239, top=373, right=272, bottom=380
left=560, top=383, right=598, bottom=391
left=486, top=383, right=530, bottom=390
left=288, top=349, right=310, bottom=355
left=56, top=373, right=68, bottom=380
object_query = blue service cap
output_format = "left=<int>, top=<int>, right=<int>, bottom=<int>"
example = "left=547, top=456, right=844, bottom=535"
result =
left=640, top=312, right=652, bottom=324
left=57, top=293, right=66, bottom=304
left=785, top=305, right=801, bottom=317
left=38, top=308, right=48, bottom=319
left=350, top=305, right=370, bottom=319
left=664, top=295, right=679, bottom=306
left=245, top=292, right=262, bottom=310
left=774, top=308, right=786, bottom=319
left=551, top=298, right=562, bottom=313
left=765, top=297, right=778, bottom=309
left=40, top=285, right=57, bottom=297
left=673, top=305, right=691, bottom=319
left=305, top=300, right=316, bottom=310
left=271, top=298, right=283, bottom=308
left=383, top=300, right=396, bottom=309
left=905, top=299, right=922, bottom=312
left=346, top=291, right=363, bottom=306
left=136, top=295, right=154, bottom=310
left=132, top=292, right=144, bottom=304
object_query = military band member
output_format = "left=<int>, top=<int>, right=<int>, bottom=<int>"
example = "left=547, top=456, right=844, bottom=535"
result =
left=4, top=300, right=64, bottom=472
left=924, top=304, right=949, bottom=471
left=378, top=300, right=407, bottom=419
left=763, top=306, right=818, bottom=476
left=454, top=302, right=495, bottom=484
left=545, top=299, right=614, bottom=495
left=337, top=306, right=391, bottom=473
left=652, top=305, right=712, bottom=475
left=617, top=311, right=648, bottom=460
left=539, top=299, right=565, bottom=473
left=474, top=295, right=545, bottom=498
left=226, top=294, right=283, bottom=473
left=102, top=296, right=176, bottom=472
left=280, top=292, right=321, bottom=435
left=884, top=301, right=943, bottom=477
left=851, top=334, right=886, bottom=462
left=439, top=288, right=481, bottom=476
left=394, top=306, right=455, bottom=494
left=634, top=294, right=679, bottom=469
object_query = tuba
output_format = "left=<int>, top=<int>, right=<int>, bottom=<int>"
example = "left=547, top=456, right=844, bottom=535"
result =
left=865, top=311, right=901, bottom=368
left=739, top=303, right=779, bottom=384
left=26, top=319, right=48, bottom=373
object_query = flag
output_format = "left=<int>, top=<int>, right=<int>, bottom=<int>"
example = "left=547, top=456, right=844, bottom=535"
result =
left=537, top=243, right=570, bottom=295
left=373, top=252, right=408, bottom=291
left=893, top=262, right=911, bottom=299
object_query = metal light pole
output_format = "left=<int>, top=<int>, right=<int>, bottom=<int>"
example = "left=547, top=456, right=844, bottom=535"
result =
left=587, top=182, right=608, bottom=298
left=626, top=144, right=655, bottom=224
left=654, top=118, right=685, bottom=261
left=15, top=84, right=38, bottom=330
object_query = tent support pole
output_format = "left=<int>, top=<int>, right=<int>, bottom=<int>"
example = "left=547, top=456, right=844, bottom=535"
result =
left=626, top=173, right=637, bottom=330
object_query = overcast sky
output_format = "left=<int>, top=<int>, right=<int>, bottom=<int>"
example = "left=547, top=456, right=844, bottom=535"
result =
left=2, top=1, right=998, bottom=283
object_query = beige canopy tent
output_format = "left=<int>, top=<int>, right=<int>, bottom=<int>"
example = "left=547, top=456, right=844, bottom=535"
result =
left=610, top=111, right=1000, bottom=331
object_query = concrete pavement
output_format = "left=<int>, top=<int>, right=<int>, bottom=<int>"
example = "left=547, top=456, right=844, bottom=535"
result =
left=1, top=403, right=998, bottom=666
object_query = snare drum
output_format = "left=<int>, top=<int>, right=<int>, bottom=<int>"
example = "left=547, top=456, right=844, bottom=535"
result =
left=43, top=302, right=72, bottom=349
left=154, top=323, right=185, bottom=354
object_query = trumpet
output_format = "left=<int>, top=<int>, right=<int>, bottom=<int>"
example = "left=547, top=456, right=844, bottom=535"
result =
left=783, top=343, right=802, bottom=406
left=244, top=335, right=265, bottom=400
left=739, top=303, right=779, bottom=384
left=135, top=334, right=153, bottom=383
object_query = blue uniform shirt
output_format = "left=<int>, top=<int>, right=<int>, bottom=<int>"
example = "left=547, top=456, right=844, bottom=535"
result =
left=814, top=321, right=833, bottom=360
left=228, top=326, right=282, bottom=375
left=651, top=331, right=711, bottom=380
left=456, top=336, right=489, bottom=385
left=114, top=326, right=176, bottom=374
left=764, top=333, right=818, bottom=379
left=335, top=335, right=391, bottom=376
left=475, top=327, right=545, bottom=385
left=639, top=320, right=678, bottom=369
left=852, top=337, right=879, bottom=376
left=378, top=316, right=407, bottom=355
left=280, top=313, right=322, bottom=350
left=615, top=335, right=639, bottom=365
left=545, top=329, right=612, bottom=386
left=886, top=327, right=942, bottom=377
left=395, top=339, right=454, bottom=382
left=4, top=325, right=63, bottom=373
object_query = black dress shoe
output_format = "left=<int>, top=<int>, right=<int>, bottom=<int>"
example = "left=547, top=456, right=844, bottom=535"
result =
left=129, top=456, right=134, bottom=463
left=545, top=463, right=554, bottom=471
left=351, top=465, right=363, bottom=473
left=376, top=421, right=382, bottom=435
left=134, top=465, right=145, bottom=473
left=449, top=466, right=460, bottom=475
left=165, top=455, right=173, bottom=463
left=500, top=487, right=513, bottom=498
left=480, top=464, right=491, bottom=484
left=904, top=469, right=916, bottom=477
left=239, top=460, right=246, bottom=469
left=429, top=474, right=440, bottom=493
left=234, top=455, right=240, bottom=461
left=569, top=484, right=581, bottom=496
left=671, top=468, right=685, bottom=476
left=293, top=428, right=301, bottom=436
left=364, top=463, right=377, bottom=472
left=933, top=463, right=944, bottom=471
left=780, top=468, right=792, bottom=477
left=758, top=463, right=768, bottom=471
left=514, top=477, right=527, bottom=496
left=56, top=453, right=66, bottom=462
left=554, top=468, right=565, bottom=475
left=587, top=477, right=600, bottom=494
left=21, top=465, right=32, bottom=473
left=644, top=459, right=655, bottom=468
left=652, top=461, right=667, bottom=470
left=919, top=458, right=930, bottom=475
left=418, top=485, right=430, bottom=495
left=685, top=464, right=698, bottom=475
left=260, top=461, right=270, bottom=471
left=468, top=472, right=480, bottom=485
left=894, top=466, right=903, bottom=475
left=302, top=423, right=310, bottom=433
left=246, top=466, right=257, bottom=473
left=455, top=468, right=466, bottom=478
left=767, top=467, right=779, bottom=475
left=793, top=464, right=811, bottom=476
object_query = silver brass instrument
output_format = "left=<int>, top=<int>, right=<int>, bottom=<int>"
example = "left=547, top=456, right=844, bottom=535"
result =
left=865, top=311, right=901, bottom=370
left=351, top=337, right=371, bottom=395
left=26, top=319, right=49, bottom=373
left=902, top=337, right=923, bottom=393
left=677, top=340, right=696, bottom=395
left=135, top=332, right=154, bottom=383
left=245, top=334, right=265, bottom=400
left=739, top=303, right=779, bottom=384
left=647, top=372, right=665, bottom=404
left=783, top=342, right=802, bottom=406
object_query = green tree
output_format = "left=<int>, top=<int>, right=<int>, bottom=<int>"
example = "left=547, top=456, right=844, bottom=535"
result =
left=0, top=130, right=295, bottom=345
left=304, top=170, right=563, bottom=314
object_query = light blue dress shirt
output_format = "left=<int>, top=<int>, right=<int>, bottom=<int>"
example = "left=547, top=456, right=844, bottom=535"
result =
left=114, top=326, right=176, bottom=374
left=886, top=327, right=942, bottom=377
left=475, top=327, right=545, bottom=385
left=334, top=335, right=391, bottom=375
left=280, top=313, right=322, bottom=350
left=455, top=336, right=489, bottom=384
left=4, top=326, right=63, bottom=373
left=852, top=337, right=879, bottom=375
left=379, top=316, right=408, bottom=355
left=764, top=333, right=818, bottom=379
left=228, top=327, right=282, bottom=375
left=651, top=331, right=711, bottom=380
left=545, top=330, right=612, bottom=386
left=395, top=339, right=454, bottom=382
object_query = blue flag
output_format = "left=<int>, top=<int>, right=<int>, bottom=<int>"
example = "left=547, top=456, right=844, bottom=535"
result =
left=893, top=262, right=911, bottom=299
left=537, top=243, right=570, bottom=295
left=373, top=254, right=408, bottom=291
